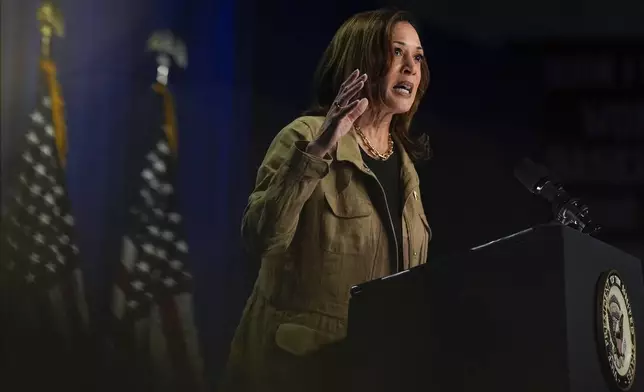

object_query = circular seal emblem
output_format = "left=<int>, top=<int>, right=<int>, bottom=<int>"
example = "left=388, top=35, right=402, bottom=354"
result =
left=597, top=270, right=637, bottom=391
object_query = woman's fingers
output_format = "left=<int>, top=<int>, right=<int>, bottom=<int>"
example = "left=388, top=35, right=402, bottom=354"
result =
left=340, top=69, right=360, bottom=90
left=337, top=75, right=367, bottom=106
left=321, top=71, right=369, bottom=144
left=339, top=98, right=369, bottom=125
left=332, top=74, right=367, bottom=114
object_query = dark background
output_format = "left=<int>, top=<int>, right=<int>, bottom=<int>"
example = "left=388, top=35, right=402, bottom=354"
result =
left=2, top=0, right=643, bottom=387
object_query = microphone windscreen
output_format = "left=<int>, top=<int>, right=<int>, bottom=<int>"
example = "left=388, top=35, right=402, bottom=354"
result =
left=514, top=158, right=549, bottom=193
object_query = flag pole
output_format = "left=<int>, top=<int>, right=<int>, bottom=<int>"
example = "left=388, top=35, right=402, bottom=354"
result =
left=37, top=1, right=67, bottom=167
left=146, top=31, right=188, bottom=156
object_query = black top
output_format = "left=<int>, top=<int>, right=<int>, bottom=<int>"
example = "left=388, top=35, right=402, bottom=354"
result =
left=360, top=144, right=403, bottom=273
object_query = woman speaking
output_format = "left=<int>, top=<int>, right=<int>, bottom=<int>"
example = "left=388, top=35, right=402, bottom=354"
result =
left=221, top=8, right=432, bottom=392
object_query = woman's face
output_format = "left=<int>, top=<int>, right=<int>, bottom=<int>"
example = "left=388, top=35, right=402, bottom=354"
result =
left=380, top=21, right=426, bottom=115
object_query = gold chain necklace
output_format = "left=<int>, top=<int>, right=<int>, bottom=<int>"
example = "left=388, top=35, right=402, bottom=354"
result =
left=355, top=125, right=394, bottom=161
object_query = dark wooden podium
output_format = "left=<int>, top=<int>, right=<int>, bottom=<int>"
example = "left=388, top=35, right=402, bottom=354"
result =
left=347, top=224, right=644, bottom=392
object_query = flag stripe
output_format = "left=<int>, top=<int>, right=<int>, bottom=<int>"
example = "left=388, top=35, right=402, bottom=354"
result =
left=112, top=283, right=127, bottom=321
left=175, top=293, right=206, bottom=390
left=149, top=304, right=174, bottom=388
left=26, top=286, right=48, bottom=335
left=134, top=316, right=152, bottom=360
left=48, top=283, right=71, bottom=343
left=61, top=271, right=83, bottom=343
left=159, top=295, right=196, bottom=390
left=73, top=268, right=90, bottom=327
left=121, top=236, right=138, bottom=271
left=32, top=287, right=56, bottom=347
left=113, top=236, right=139, bottom=321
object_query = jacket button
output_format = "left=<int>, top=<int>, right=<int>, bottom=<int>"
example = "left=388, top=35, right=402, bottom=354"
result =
left=413, top=251, right=418, bottom=257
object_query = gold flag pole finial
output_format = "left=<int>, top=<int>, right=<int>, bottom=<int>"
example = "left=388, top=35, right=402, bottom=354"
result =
left=37, top=2, right=65, bottom=58
left=146, top=30, right=188, bottom=86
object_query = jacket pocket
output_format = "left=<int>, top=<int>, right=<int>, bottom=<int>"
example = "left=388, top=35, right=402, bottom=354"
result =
left=274, top=312, right=345, bottom=356
left=320, top=192, right=373, bottom=255
left=275, top=323, right=334, bottom=356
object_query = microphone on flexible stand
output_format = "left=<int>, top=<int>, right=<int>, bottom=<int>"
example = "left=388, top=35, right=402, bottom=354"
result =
left=514, top=158, right=601, bottom=236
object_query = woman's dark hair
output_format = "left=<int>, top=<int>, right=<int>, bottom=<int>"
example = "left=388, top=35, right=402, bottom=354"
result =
left=304, top=8, right=432, bottom=162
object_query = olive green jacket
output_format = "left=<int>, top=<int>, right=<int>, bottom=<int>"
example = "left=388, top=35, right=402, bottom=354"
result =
left=221, top=116, right=431, bottom=391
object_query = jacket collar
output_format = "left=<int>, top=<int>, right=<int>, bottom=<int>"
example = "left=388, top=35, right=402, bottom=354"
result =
left=335, top=130, right=364, bottom=171
left=335, top=129, right=419, bottom=203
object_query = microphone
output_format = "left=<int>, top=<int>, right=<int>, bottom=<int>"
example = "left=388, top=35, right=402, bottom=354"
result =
left=514, top=158, right=601, bottom=236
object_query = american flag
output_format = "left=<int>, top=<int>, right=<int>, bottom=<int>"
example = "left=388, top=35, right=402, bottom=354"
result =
left=0, top=59, right=89, bottom=341
left=0, top=59, right=91, bottom=391
left=110, top=83, right=206, bottom=392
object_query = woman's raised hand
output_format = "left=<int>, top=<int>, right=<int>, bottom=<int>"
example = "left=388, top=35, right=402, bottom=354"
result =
left=306, top=69, right=369, bottom=157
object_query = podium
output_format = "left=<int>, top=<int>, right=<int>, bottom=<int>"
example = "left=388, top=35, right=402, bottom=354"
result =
left=347, top=224, right=644, bottom=392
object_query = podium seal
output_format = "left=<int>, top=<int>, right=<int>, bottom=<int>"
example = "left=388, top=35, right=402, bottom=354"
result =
left=597, top=270, right=636, bottom=391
